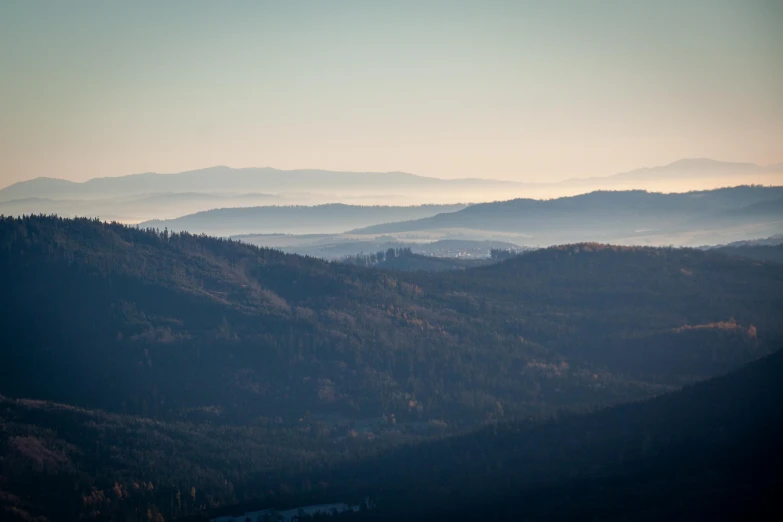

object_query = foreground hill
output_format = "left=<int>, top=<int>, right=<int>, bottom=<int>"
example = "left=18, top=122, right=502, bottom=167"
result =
left=138, top=203, right=467, bottom=236
left=351, top=186, right=783, bottom=246
left=0, top=394, right=350, bottom=521
left=2, top=348, right=779, bottom=522
left=294, top=349, right=783, bottom=522
left=2, top=216, right=781, bottom=429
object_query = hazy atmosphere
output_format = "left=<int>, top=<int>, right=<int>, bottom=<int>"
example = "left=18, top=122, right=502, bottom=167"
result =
left=1, top=2, right=782, bottom=522
left=2, top=0, right=782, bottom=185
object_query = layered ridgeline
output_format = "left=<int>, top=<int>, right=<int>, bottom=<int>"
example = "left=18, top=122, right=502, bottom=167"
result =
left=2, top=159, right=781, bottom=223
left=1, top=216, right=782, bottom=521
left=0, top=167, right=523, bottom=200
left=1, top=216, right=781, bottom=425
left=130, top=185, right=783, bottom=253
left=0, top=167, right=516, bottom=222
left=706, top=234, right=783, bottom=264
left=350, top=185, right=783, bottom=247
left=138, top=203, right=467, bottom=236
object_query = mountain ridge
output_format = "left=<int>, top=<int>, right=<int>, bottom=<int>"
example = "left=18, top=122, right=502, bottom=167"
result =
left=1, top=215, right=782, bottom=522
left=563, top=157, right=782, bottom=184
left=2, top=215, right=781, bottom=424
left=0, top=167, right=525, bottom=201
left=139, top=203, right=469, bottom=235
left=348, top=186, right=783, bottom=246
left=290, top=348, right=783, bottom=522
left=3, top=159, right=781, bottom=224
left=3, top=158, right=781, bottom=200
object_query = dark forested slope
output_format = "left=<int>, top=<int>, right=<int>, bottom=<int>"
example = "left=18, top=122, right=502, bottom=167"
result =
left=315, top=349, right=783, bottom=522
left=1, top=216, right=781, bottom=426
left=3, top=346, right=776, bottom=522
left=1, top=216, right=782, bottom=522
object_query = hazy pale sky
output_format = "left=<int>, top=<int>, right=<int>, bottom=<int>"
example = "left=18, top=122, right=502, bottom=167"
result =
left=1, top=0, right=781, bottom=186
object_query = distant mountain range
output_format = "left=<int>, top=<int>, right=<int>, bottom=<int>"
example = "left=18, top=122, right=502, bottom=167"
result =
left=704, top=234, right=783, bottom=264
left=565, top=158, right=783, bottom=185
left=710, top=234, right=783, bottom=248
left=0, top=192, right=284, bottom=223
left=139, top=203, right=468, bottom=235
left=134, top=186, right=783, bottom=251
left=350, top=186, right=783, bottom=247
left=0, top=167, right=523, bottom=202
left=1, top=159, right=781, bottom=223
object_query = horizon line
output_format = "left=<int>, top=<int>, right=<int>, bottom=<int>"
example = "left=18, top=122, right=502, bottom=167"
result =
left=3, top=157, right=783, bottom=191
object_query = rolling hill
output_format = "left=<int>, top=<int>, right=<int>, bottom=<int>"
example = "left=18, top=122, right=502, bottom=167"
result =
left=280, top=349, right=783, bottom=522
left=1, top=215, right=782, bottom=521
left=351, top=186, right=783, bottom=246
left=2, top=343, right=780, bottom=522
left=2, top=216, right=781, bottom=425
left=138, top=203, right=468, bottom=236
left=0, top=167, right=526, bottom=201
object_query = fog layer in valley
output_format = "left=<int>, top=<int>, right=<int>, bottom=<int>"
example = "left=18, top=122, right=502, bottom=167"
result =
left=2, top=159, right=781, bottom=224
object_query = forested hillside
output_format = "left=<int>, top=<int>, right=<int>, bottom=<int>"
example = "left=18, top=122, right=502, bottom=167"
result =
left=1, top=350, right=779, bottom=522
left=1, top=215, right=782, bottom=521
left=711, top=244, right=783, bottom=264
left=4, top=0, right=781, bottom=520
left=340, top=247, right=496, bottom=271
left=2, top=216, right=781, bottom=427
left=0, top=393, right=387, bottom=522
left=237, top=349, right=783, bottom=522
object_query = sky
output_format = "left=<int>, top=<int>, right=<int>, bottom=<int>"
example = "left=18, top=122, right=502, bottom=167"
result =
left=1, top=0, right=781, bottom=187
